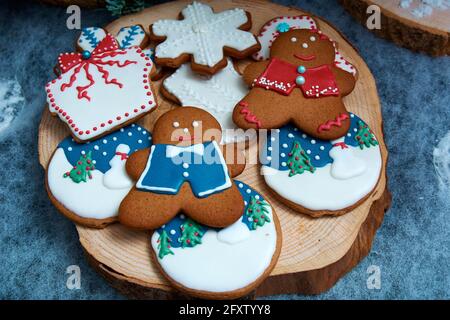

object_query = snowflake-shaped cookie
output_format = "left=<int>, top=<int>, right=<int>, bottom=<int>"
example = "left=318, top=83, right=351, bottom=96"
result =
left=151, top=1, right=259, bottom=74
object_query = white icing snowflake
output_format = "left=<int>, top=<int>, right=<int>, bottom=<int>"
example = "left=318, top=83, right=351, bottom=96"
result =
left=152, top=1, right=257, bottom=67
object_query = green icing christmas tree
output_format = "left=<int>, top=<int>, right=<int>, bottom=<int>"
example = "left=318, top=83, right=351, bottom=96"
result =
left=246, top=196, right=271, bottom=230
left=157, top=230, right=174, bottom=259
left=105, top=0, right=146, bottom=16
left=355, top=121, right=378, bottom=150
left=179, top=219, right=204, bottom=248
left=63, top=151, right=95, bottom=183
left=287, top=141, right=315, bottom=177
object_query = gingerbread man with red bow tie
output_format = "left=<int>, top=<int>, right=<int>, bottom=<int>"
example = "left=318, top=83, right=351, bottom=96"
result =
left=233, top=16, right=357, bottom=141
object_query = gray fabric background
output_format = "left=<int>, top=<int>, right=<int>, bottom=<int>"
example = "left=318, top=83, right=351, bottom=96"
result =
left=0, top=0, right=449, bottom=299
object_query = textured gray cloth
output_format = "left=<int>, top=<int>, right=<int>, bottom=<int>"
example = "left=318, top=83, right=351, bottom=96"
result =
left=0, top=0, right=448, bottom=299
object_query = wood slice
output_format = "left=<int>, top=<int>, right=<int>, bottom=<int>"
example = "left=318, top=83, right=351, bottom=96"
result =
left=38, top=0, right=391, bottom=298
left=340, top=0, right=450, bottom=56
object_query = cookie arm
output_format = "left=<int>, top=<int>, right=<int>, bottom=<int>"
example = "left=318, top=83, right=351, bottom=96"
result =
left=126, top=148, right=151, bottom=181
left=220, top=144, right=246, bottom=178
left=332, top=66, right=356, bottom=97
left=242, top=61, right=270, bottom=86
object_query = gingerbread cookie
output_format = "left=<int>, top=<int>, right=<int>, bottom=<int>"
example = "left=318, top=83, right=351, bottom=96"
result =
left=150, top=181, right=281, bottom=299
left=261, top=113, right=382, bottom=217
left=161, top=58, right=256, bottom=144
left=46, top=124, right=152, bottom=228
left=150, top=1, right=260, bottom=75
left=119, top=107, right=246, bottom=230
left=45, top=29, right=157, bottom=142
left=232, top=15, right=357, bottom=141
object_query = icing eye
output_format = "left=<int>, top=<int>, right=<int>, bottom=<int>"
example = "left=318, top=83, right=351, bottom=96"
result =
left=302, top=43, right=309, bottom=48
left=310, top=36, right=316, bottom=42
left=192, top=121, right=199, bottom=127
left=173, top=121, right=180, bottom=128
left=183, top=128, right=189, bottom=133
left=290, top=37, right=297, bottom=43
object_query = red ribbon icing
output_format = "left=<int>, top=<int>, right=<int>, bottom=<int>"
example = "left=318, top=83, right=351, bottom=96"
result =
left=253, top=57, right=339, bottom=98
left=58, top=34, right=137, bottom=101
left=239, top=101, right=262, bottom=128
left=115, top=152, right=129, bottom=160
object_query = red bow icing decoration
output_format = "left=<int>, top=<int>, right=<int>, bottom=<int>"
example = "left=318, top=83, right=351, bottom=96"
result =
left=253, top=57, right=339, bottom=98
left=58, top=34, right=137, bottom=101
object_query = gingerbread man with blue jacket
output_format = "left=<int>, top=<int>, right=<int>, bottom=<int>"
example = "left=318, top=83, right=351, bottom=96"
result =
left=119, top=107, right=246, bottom=230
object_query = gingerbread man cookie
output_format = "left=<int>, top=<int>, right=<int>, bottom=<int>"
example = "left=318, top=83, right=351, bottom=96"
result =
left=150, top=1, right=260, bottom=75
left=232, top=15, right=357, bottom=141
left=119, top=107, right=246, bottom=230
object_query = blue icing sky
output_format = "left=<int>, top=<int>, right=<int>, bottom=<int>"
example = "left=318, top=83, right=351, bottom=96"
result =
left=261, top=113, right=372, bottom=171
left=156, top=180, right=266, bottom=249
left=58, top=124, right=152, bottom=173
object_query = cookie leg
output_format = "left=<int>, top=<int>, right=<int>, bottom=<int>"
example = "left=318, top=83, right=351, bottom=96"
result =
left=119, top=188, right=181, bottom=230
left=232, top=88, right=290, bottom=130
left=183, top=183, right=245, bottom=228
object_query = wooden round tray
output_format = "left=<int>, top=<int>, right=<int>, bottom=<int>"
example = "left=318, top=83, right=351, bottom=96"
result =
left=340, top=0, right=450, bottom=56
left=38, top=0, right=391, bottom=298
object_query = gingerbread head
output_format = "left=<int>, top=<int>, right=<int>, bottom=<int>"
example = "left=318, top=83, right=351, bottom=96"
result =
left=119, top=107, right=246, bottom=230
left=233, top=16, right=357, bottom=141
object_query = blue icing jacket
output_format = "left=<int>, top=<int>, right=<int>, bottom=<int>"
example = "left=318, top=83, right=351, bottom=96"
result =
left=261, top=113, right=372, bottom=171
left=155, top=181, right=267, bottom=249
left=59, top=124, right=152, bottom=173
left=136, top=141, right=231, bottom=198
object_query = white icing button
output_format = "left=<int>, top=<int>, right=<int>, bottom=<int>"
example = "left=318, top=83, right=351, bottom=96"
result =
left=131, top=124, right=135, bottom=127
left=138, top=139, right=143, bottom=144
left=128, top=132, right=132, bottom=136
left=306, top=150, right=311, bottom=154
left=244, top=201, right=248, bottom=206
left=183, top=172, right=189, bottom=178
left=291, top=37, right=297, bottom=42
left=255, top=195, right=260, bottom=200
left=302, top=43, right=308, bottom=48
left=302, top=134, right=307, bottom=138
left=142, top=131, right=147, bottom=135
left=120, top=128, right=124, bottom=132
left=81, top=150, right=86, bottom=155
left=182, top=163, right=189, bottom=169
left=354, top=128, right=358, bottom=132
left=102, top=152, right=107, bottom=156
left=270, top=137, right=275, bottom=142
left=113, top=137, right=117, bottom=141
left=281, top=153, right=286, bottom=157
left=248, top=217, right=252, bottom=222
left=315, top=155, right=320, bottom=160
left=310, top=36, right=316, bottom=41
left=183, top=128, right=189, bottom=133
left=311, top=139, right=316, bottom=144
left=180, top=214, right=185, bottom=219
left=347, top=133, right=352, bottom=137
left=67, top=147, right=73, bottom=151
left=170, top=229, right=176, bottom=235
left=238, top=183, right=244, bottom=188
left=281, top=162, right=287, bottom=167
left=137, top=127, right=142, bottom=131
left=173, top=122, right=180, bottom=128
left=192, top=121, right=199, bottom=127
left=320, top=146, right=325, bottom=150
left=267, top=156, right=272, bottom=161
left=268, top=147, right=273, bottom=151
left=350, top=114, right=355, bottom=118
left=246, top=189, right=251, bottom=194
left=288, top=133, right=294, bottom=138
left=92, top=160, right=97, bottom=164
left=103, top=139, right=107, bottom=144
left=282, top=143, right=288, bottom=148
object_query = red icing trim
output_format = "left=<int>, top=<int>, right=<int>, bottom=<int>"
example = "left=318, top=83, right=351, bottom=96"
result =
left=317, top=113, right=349, bottom=133
left=239, top=101, right=261, bottom=128
left=115, top=152, right=129, bottom=160
left=332, top=142, right=349, bottom=149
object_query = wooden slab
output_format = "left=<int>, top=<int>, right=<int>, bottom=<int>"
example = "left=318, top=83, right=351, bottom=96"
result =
left=38, top=0, right=391, bottom=298
left=340, top=0, right=450, bottom=56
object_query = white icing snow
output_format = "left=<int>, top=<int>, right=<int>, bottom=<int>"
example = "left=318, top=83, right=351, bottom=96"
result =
left=0, top=78, right=25, bottom=137
left=433, top=131, right=450, bottom=191
left=399, top=0, right=450, bottom=18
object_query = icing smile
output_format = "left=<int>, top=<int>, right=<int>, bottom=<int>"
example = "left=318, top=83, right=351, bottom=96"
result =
left=293, top=53, right=316, bottom=61
left=178, top=135, right=195, bottom=142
